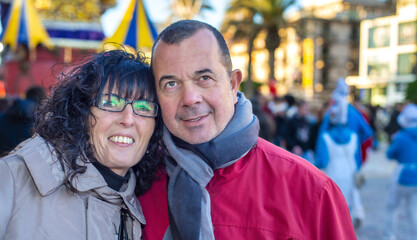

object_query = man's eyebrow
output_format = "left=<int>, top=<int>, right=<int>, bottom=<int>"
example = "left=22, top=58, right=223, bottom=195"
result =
left=158, top=69, right=215, bottom=87
left=194, top=68, right=214, bottom=76
left=158, top=75, right=176, bottom=87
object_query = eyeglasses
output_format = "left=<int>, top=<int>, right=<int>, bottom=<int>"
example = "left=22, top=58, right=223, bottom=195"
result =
left=94, top=94, right=158, bottom=118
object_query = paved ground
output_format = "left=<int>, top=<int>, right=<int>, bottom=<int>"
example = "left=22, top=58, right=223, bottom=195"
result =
left=355, top=143, right=415, bottom=240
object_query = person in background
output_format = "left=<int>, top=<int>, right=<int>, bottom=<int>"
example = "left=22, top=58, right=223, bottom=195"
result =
left=268, top=95, right=288, bottom=147
left=365, top=103, right=378, bottom=149
left=384, top=103, right=417, bottom=240
left=318, top=79, right=371, bottom=227
left=0, top=50, right=163, bottom=239
left=375, top=105, right=390, bottom=146
left=319, top=78, right=373, bottom=169
left=0, top=86, right=46, bottom=155
left=284, top=93, right=297, bottom=119
left=138, top=19, right=356, bottom=240
left=25, top=86, right=46, bottom=103
left=308, top=105, right=323, bottom=153
left=250, top=92, right=275, bottom=142
left=352, top=97, right=373, bottom=161
left=0, top=98, right=9, bottom=113
left=384, top=102, right=405, bottom=143
left=315, top=92, right=363, bottom=228
left=283, top=100, right=314, bottom=163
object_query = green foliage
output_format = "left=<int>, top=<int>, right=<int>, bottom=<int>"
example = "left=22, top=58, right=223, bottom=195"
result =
left=405, top=78, right=417, bottom=104
left=221, top=0, right=298, bottom=97
left=239, top=79, right=263, bottom=93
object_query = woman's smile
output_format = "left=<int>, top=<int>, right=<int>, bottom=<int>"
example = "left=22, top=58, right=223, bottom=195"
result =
left=109, top=135, right=134, bottom=144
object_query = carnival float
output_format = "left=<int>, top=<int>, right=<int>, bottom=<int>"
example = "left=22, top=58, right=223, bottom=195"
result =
left=0, top=0, right=157, bottom=96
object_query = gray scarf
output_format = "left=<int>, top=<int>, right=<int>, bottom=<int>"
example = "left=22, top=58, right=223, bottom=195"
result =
left=163, top=92, right=259, bottom=240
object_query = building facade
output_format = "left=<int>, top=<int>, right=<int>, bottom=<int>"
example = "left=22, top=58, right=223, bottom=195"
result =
left=347, top=0, right=417, bottom=106
left=283, top=0, right=395, bottom=103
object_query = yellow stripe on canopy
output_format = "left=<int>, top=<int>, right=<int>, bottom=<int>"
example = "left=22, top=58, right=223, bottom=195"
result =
left=1, top=0, right=23, bottom=50
left=1, top=0, right=53, bottom=51
left=103, top=0, right=136, bottom=46
left=137, top=0, right=153, bottom=49
left=25, top=0, right=53, bottom=50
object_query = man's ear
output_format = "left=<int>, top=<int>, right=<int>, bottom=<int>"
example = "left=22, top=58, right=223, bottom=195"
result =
left=230, top=69, right=242, bottom=103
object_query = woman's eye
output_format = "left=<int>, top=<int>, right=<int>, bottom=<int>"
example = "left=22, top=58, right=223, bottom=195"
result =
left=136, top=103, right=151, bottom=111
left=103, top=101, right=115, bottom=106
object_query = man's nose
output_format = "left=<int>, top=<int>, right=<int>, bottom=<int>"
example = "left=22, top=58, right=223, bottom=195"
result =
left=181, top=84, right=202, bottom=107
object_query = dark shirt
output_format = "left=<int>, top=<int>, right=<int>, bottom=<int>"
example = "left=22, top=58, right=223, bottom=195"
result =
left=0, top=99, right=36, bottom=155
left=92, top=161, right=130, bottom=191
left=283, top=114, right=313, bottom=152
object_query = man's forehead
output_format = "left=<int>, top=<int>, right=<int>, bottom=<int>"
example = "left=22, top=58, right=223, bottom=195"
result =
left=154, top=40, right=213, bottom=64
left=154, top=29, right=216, bottom=52
left=151, top=29, right=227, bottom=80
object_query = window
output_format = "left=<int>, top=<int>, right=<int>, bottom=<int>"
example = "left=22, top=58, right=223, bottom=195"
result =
left=395, top=83, right=407, bottom=92
left=398, top=21, right=417, bottom=45
left=368, top=57, right=390, bottom=77
left=397, top=53, right=417, bottom=75
left=368, top=25, right=390, bottom=48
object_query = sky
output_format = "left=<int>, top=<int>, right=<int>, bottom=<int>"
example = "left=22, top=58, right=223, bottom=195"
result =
left=101, top=0, right=231, bottom=37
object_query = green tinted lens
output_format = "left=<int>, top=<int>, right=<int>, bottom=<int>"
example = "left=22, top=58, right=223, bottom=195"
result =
left=132, top=100, right=155, bottom=116
left=100, top=95, right=125, bottom=110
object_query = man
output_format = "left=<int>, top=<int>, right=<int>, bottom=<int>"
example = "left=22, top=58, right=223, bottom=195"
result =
left=139, top=20, right=356, bottom=239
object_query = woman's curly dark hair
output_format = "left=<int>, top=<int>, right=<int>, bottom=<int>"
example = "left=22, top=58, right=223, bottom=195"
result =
left=34, top=49, right=164, bottom=196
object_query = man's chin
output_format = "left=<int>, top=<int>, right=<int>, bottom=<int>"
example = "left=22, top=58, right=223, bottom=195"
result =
left=177, top=132, right=213, bottom=145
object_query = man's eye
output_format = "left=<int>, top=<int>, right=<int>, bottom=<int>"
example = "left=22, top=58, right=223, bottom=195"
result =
left=200, top=75, right=210, bottom=81
left=165, top=81, right=177, bottom=88
left=198, top=76, right=213, bottom=87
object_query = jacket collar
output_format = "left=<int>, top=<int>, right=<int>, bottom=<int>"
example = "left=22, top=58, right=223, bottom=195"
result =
left=15, top=135, right=67, bottom=196
left=16, top=135, right=107, bottom=196
left=76, top=166, right=146, bottom=223
left=15, top=135, right=145, bottom=224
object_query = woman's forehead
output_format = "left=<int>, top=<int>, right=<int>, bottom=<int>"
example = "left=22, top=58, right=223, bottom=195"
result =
left=101, top=82, right=153, bottom=100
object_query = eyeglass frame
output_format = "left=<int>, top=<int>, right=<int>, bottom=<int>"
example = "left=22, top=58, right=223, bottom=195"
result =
left=93, top=94, right=159, bottom=118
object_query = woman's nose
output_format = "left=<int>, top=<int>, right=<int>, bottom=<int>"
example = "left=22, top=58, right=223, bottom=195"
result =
left=119, top=104, right=135, bottom=126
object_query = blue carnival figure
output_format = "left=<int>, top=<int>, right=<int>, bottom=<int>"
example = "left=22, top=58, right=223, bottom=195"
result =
left=385, top=103, right=417, bottom=240
left=315, top=89, right=364, bottom=228
left=319, top=78, right=373, bottom=169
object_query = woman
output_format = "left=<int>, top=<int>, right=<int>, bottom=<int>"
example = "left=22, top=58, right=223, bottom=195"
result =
left=0, top=50, right=163, bottom=239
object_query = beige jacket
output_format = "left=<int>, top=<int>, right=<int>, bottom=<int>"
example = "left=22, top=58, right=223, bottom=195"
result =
left=0, top=135, right=145, bottom=239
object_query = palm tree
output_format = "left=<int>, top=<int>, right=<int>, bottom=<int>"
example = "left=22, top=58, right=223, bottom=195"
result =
left=221, top=0, right=297, bottom=97
left=164, top=0, right=213, bottom=25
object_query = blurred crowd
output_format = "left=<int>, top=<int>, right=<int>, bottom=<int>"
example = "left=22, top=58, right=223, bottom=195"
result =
left=249, top=78, right=417, bottom=238
left=0, top=86, right=46, bottom=155
left=249, top=88, right=408, bottom=163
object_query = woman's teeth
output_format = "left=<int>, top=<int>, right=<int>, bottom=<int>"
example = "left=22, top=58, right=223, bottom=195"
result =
left=110, top=136, right=133, bottom=144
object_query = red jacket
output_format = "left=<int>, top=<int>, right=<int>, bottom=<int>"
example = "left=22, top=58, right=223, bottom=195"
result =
left=139, top=138, right=356, bottom=239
